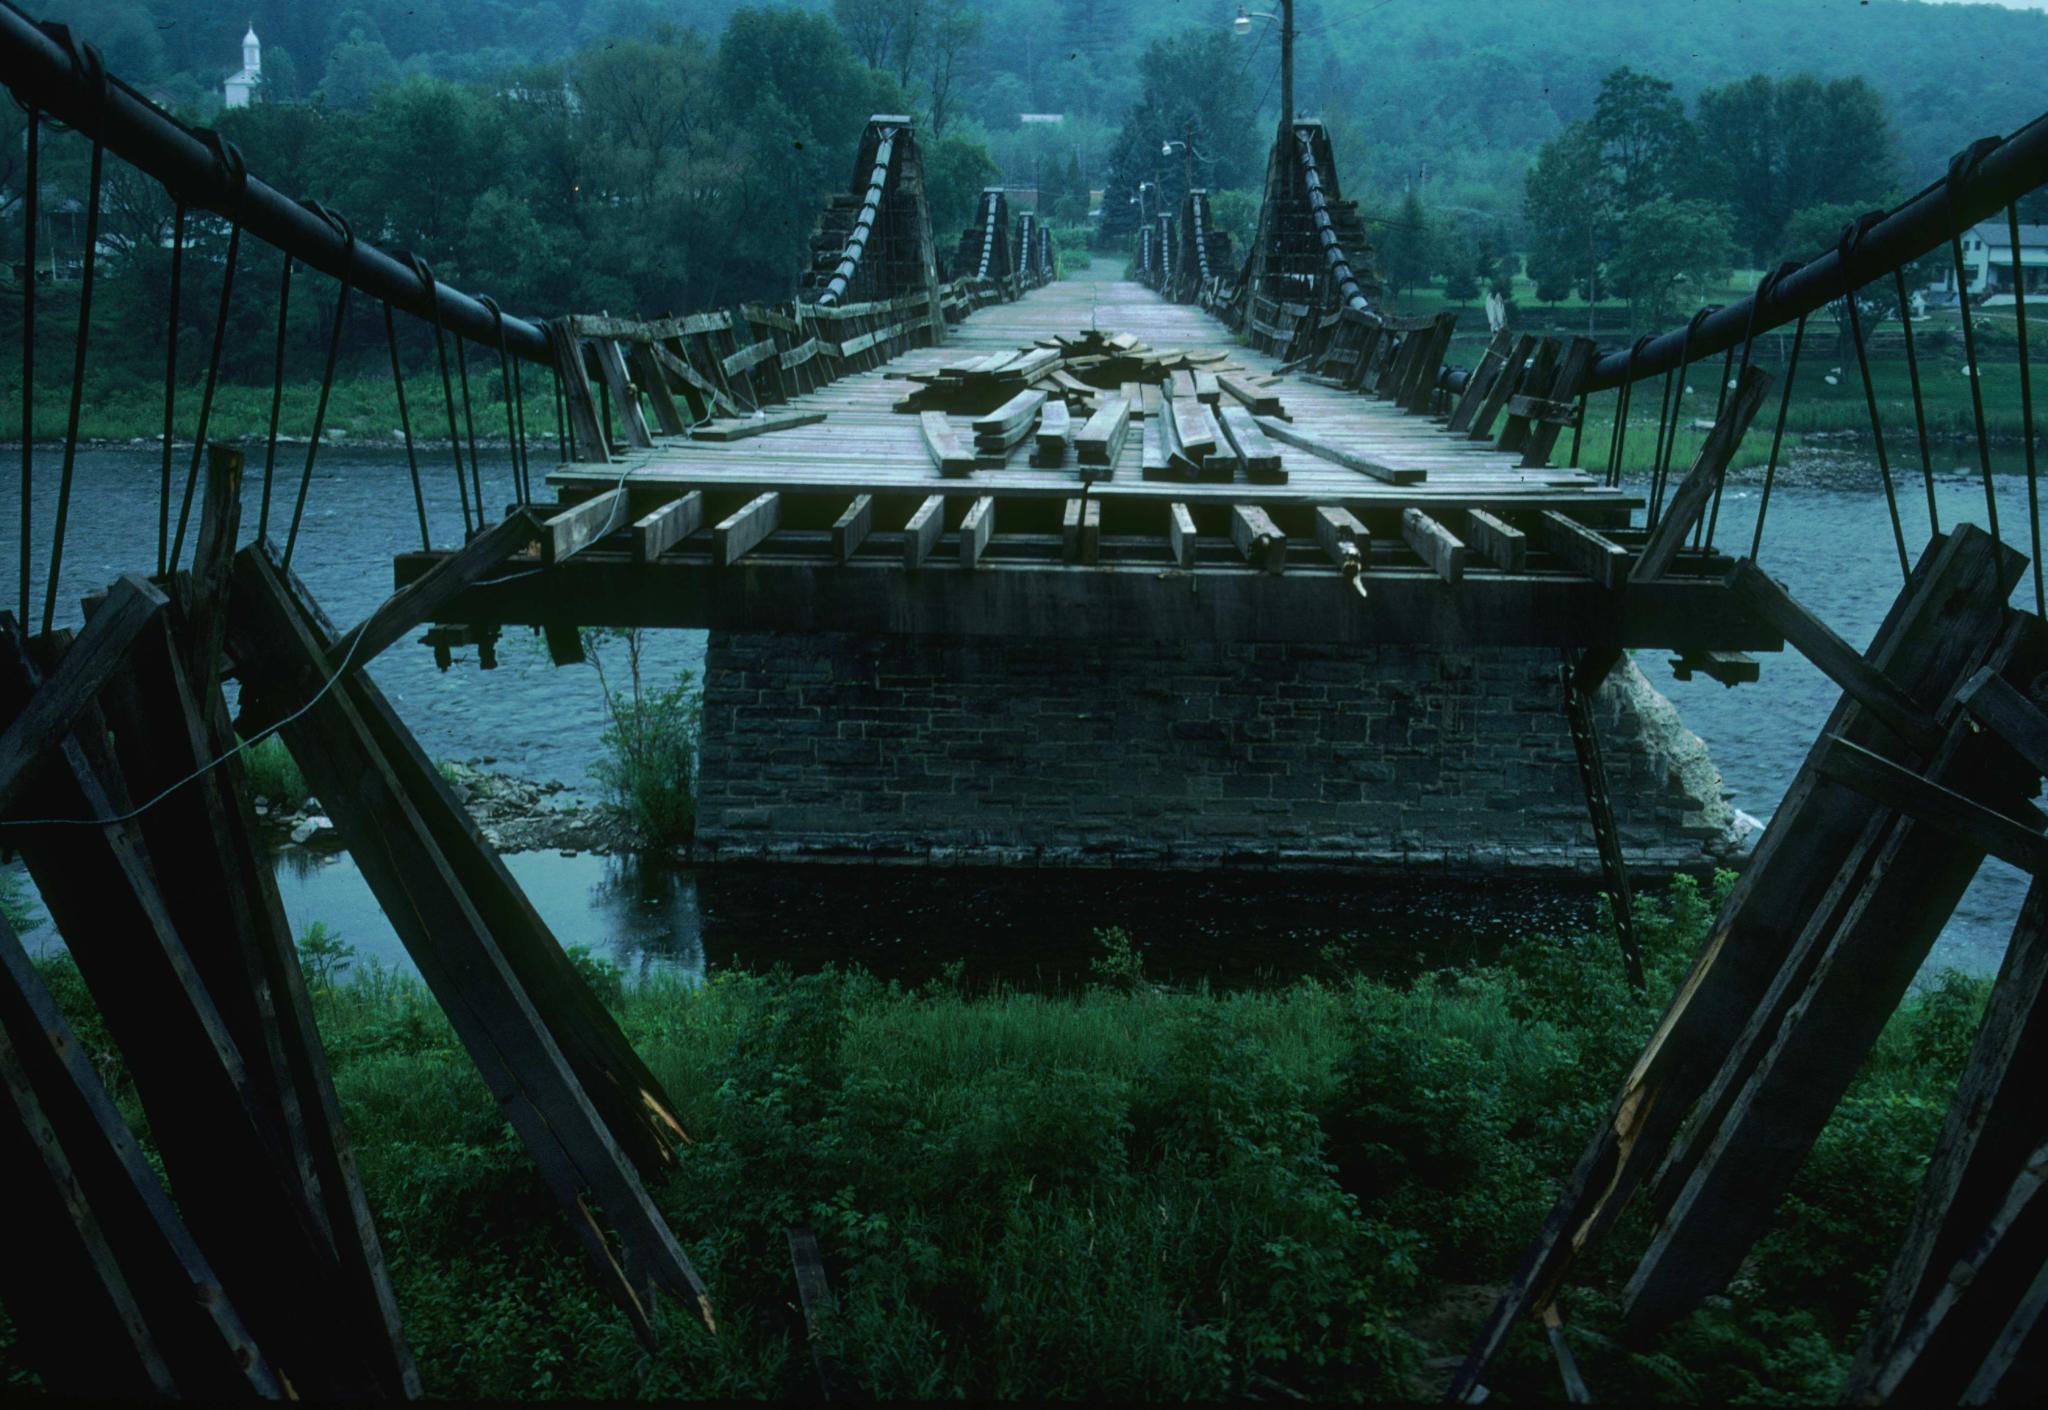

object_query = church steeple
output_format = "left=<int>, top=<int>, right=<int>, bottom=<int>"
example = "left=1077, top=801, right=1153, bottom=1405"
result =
left=243, top=24, right=261, bottom=73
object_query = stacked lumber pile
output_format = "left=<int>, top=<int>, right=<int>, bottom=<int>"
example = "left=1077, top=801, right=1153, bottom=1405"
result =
left=897, top=331, right=1293, bottom=480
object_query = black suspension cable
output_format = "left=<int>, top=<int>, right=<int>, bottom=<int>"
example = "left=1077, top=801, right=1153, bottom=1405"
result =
left=256, top=249, right=292, bottom=544
left=281, top=206, right=355, bottom=573
left=1703, top=272, right=1786, bottom=555
left=1947, top=142, right=2004, bottom=554
left=1950, top=234, right=2002, bottom=550
left=481, top=295, right=525, bottom=505
left=17, top=105, right=33, bottom=627
left=1841, top=214, right=1911, bottom=580
left=1893, top=266, right=1939, bottom=536
left=41, top=127, right=101, bottom=636
left=155, top=202, right=185, bottom=576
left=401, top=253, right=474, bottom=538
left=385, top=303, right=430, bottom=551
left=553, top=365, right=568, bottom=462
left=455, top=331, right=484, bottom=521
left=167, top=219, right=238, bottom=573
left=2010, top=203, right=2042, bottom=616
left=511, top=357, right=531, bottom=504
left=1645, top=370, right=1677, bottom=526
left=1651, top=312, right=1713, bottom=530
left=1606, top=338, right=1650, bottom=488
left=1750, top=314, right=1809, bottom=562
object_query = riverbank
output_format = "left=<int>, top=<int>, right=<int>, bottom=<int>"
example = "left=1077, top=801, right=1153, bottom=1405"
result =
left=3, top=873, right=1985, bottom=1401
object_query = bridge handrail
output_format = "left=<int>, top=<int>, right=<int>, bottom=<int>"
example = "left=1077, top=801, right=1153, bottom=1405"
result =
left=1585, top=112, right=2048, bottom=391
left=0, top=3, right=553, bottom=365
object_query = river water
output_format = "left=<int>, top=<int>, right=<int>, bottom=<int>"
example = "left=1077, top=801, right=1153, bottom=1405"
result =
left=2, top=444, right=2040, bottom=987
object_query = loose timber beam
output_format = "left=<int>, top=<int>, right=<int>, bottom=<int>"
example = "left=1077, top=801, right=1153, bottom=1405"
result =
left=1169, top=503, right=1198, bottom=569
left=633, top=492, right=704, bottom=564
left=919, top=412, right=976, bottom=477
left=1402, top=508, right=1466, bottom=584
left=960, top=496, right=996, bottom=569
left=542, top=489, right=630, bottom=565
left=1231, top=505, right=1287, bottom=575
left=1958, top=666, right=2048, bottom=777
left=1631, top=366, right=1773, bottom=582
left=714, top=492, right=782, bottom=567
left=905, top=495, right=945, bottom=568
left=1464, top=508, right=1528, bottom=571
left=1813, top=732, right=2048, bottom=873
left=1254, top=415, right=1425, bottom=485
left=1539, top=512, right=1630, bottom=589
left=1315, top=507, right=1369, bottom=571
left=330, top=509, right=539, bottom=671
left=831, top=495, right=874, bottom=562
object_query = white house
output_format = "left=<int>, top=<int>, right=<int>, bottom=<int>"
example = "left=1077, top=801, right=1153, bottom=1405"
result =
left=224, top=26, right=260, bottom=109
left=1930, top=219, right=2047, bottom=305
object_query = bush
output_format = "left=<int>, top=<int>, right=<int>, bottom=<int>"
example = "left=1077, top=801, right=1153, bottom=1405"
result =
left=582, top=629, right=701, bottom=847
left=0, top=870, right=38, bottom=936
left=242, top=734, right=312, bottom=810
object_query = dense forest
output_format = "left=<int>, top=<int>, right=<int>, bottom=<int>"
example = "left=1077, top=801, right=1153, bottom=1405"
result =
left=5, top=0, right=2048, bottom=392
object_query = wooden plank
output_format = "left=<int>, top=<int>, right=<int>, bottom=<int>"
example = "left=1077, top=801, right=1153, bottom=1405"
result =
left=713, top=491, right=782, bottom=567
left=1035, top=399, right=1072, bottom=465
left=183, top=443, right=241, bottom=691
left=1076, top=397, right=1133, bottom=469
left=1253, top=416, right=1425, bottom=485
left=972, top=388, right=1047, bottom=437
left=1620, top=619, right=2039, bottom=1336
left=632, top=493, right=704, bottom=564
left=1231, top=504, right=1287, bottom=574
left=1814, top=732, right=2048, bottom=873
left=1539, top=511, right=1630, bottom=589
left=720, top=336, right=778, bottom=378
left=541, top=489, right=630, bottom=565
left=1726, top=558, right=1942, bottom=754
left=224, top=552, right=713, bottom=1345
left=1219, top=374, right=1282, bottom=416
left=786, top=1226, right=840, bottom=1401
left=1194, top=371, right=1221, bottom=404
left=1464, top=508, right=1528, bottom=572
left=1447, top=329, right=1513, bottom=435
left=959, top=496, right=996, bottom=569
left=548, top=320, right=610, bottom=462
left=1464, top=334, right=1536, bottom=441
left=1850, top=874, right=2048, bottom=1400
left=626, top=344, right=685, bottom=435
left=1169, top=503, right=1198, bottom=569
left=1959, top=666, right=2048, bottom=777
left=831, top=494, right=874, bottom=562
left=1455, top=524, right=2032, bottom=1406
left=647, top=341, right=737, bottom=419
left=1314, top=507, right=1369, bottom=570
left=329, top=509, right=537, bottom=668
left=1215, top=404, right=1284, bottom=483
left=691, top=411, right=827, bottom=442
left=1140, top=414, right=1172, bottom=480
left=1631, top=366, right=1774, bottom=582
left=1169, top=394, right=1217, bottom=462
left=0, top=574, right=165, bottom=816
left=904, top=495, right=944, bottom=568
left=919, top=411, right=977, bottom=477
left=591, top=339, right=654, bottom=449
left=1402, top=508, right=1466, bottom=584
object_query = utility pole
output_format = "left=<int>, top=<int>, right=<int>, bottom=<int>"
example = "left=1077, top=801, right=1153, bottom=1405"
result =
left=1280, top=0, right=1294, bottom=137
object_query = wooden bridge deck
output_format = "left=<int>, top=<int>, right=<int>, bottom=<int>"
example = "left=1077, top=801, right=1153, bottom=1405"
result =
left=547, top=269, right=1640, bottom=514
left=402, top=269, right=1776, bottom=654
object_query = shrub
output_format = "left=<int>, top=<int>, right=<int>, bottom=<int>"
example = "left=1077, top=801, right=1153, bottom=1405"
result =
left=581, top=629, right=701, bottom=847
left=242, top=734, right=312, bottom=810
left=0, top=870, right=38, bottom=936
left=295, top=921, right=354, bottom=988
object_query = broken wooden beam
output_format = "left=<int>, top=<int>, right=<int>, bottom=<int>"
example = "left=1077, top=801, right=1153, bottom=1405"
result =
left=1169, top=503, right=1198, bottom=569
left=1631, top=366, right=1773, bottom=582
left=1231, top=504, right=1286, bottom=575
left=904, top=495, right=945, bottom=568
left=691, top=410, right=826, bottom=442
left=1539, top=512, right=1630, bottom=589
left=632, top=492, right=704, bottom=564
left=1253, top=416, right=1424, bottom=485
left=1315, top=507, right=1369, bottom=572
left=919, top=411, right=977, bottom=477
left=831, top=495, right=874, bottom=562
left=1464, top=508, right=1528, bottom=572
left=541, top=490, right=630, bottom=565
left=1402, top=508, right=1466, bottom=584
left=1217, top=404, right=1284, bottom=482
left=959, top=496, right=996, bottom=569
left=713, top=491, right=782, bottom=567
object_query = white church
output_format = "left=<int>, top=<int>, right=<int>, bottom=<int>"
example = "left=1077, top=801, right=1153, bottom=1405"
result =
left=223, top=25, right=261, bottom=109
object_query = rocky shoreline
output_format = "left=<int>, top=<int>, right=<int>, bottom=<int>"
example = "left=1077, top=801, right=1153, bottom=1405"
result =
left=254, top=760, right=646, bottom=858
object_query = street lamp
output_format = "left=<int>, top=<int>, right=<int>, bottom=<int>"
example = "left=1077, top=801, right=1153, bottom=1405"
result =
left=1230, top=3, right=1294, bottom=137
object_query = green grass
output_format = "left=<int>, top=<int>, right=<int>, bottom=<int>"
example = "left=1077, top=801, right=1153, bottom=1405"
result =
left=4, top=875, right=1987, bottom=1400
left=241, top=734, right=312, bottom=811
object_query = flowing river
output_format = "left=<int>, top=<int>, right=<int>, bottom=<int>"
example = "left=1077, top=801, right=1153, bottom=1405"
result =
left=2, top=443, right=2040, bottom=988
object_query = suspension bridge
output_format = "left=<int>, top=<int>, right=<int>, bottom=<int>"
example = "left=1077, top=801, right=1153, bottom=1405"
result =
left=1, top=2, right=2046, bottom=1401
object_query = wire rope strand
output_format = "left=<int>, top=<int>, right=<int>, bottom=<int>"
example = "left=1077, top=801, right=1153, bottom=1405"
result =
left=42, top=132, right=104, bottom=636
left=456, top=333, right=485, bottom=522
left=1845, top=269, right=1910, bottom=581
left=1950, top=233, right=2002, bottom=550
left=18, top=106, right=35, bottom=627
left=282, top=275, right=353, bottom=573
left=156, top=203, right=185, bottom=575
left=1893, top=267, right=1939, bottom=536
left=1750, top=315, right=1808, bottom=562
left=256, top=249, right=292, bottom=544
left=2008, top=203, right=2042, bottom=616
left=168, top=222, right=240, bottom=572
left=385, top=303, right=430, bottom=551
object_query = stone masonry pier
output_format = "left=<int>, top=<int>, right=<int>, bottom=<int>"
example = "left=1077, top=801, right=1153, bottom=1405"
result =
left=695, top=630, right=1743, bottom=875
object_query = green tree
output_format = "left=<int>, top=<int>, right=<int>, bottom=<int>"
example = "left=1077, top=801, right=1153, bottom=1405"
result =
left=924, top=128, right=1000, bottom=242
left=319, top=27, right=400, bottom=109
left=1696, top=72, right=1896, bottom=264
left=1440, top=225, right=1478, bottom=303
left=1378, top=190, right=1434, bottom=299
left=1607, top=196, right=1734, bottom=328
left=1524, top=121, right=1608, bottom=322
left=259, top=44, right=304, bottom=102
left=1593, top=66, right=1692, bottom=212
left=1781, top=200, right=1925, bottom=360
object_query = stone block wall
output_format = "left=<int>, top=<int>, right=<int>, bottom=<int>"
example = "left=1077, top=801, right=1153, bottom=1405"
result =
left=695, top=631, right=1744, bottom=875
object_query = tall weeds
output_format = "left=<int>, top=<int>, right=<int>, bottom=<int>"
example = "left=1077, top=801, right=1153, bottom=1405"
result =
left=581, top=628, right=701, bottom=848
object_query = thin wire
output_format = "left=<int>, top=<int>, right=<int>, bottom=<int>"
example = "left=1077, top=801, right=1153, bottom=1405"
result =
left=257, top=251, right=293, bottom=543
left=456, top=335, right=485, bottom=520
left=168, top=222, right=241, bottom=572
left=0, top=616, right=376, bottom=831
left=1894, top=267, right=1939, bottom=537
left=1845, top=275, right=1910, bottom=581
left=2009, top=204, right=2042, bottom=616
left=42, top=133, right=103, bottom=637
left=282, top=272, right=353, bottom=572
left=386, top=303, right=431, bottom=551
left=18, top=106, right=34, bottom=628
left=156, top=203, right=185, bottom=576
left=1950, top=234, right=2002, bottom=550
left=1751, top=315, right=1807, bottom=562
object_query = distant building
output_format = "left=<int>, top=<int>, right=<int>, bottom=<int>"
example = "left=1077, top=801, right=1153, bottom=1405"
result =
left=1930, top=219, right=2046, bottom=305
left=224, top=26, right=260, bottom=109
left=1018, top=113, right=1065, bottom=125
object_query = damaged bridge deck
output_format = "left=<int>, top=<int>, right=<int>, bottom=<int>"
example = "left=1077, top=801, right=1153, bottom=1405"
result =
left=398, top=270, right=1779, bottom=655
